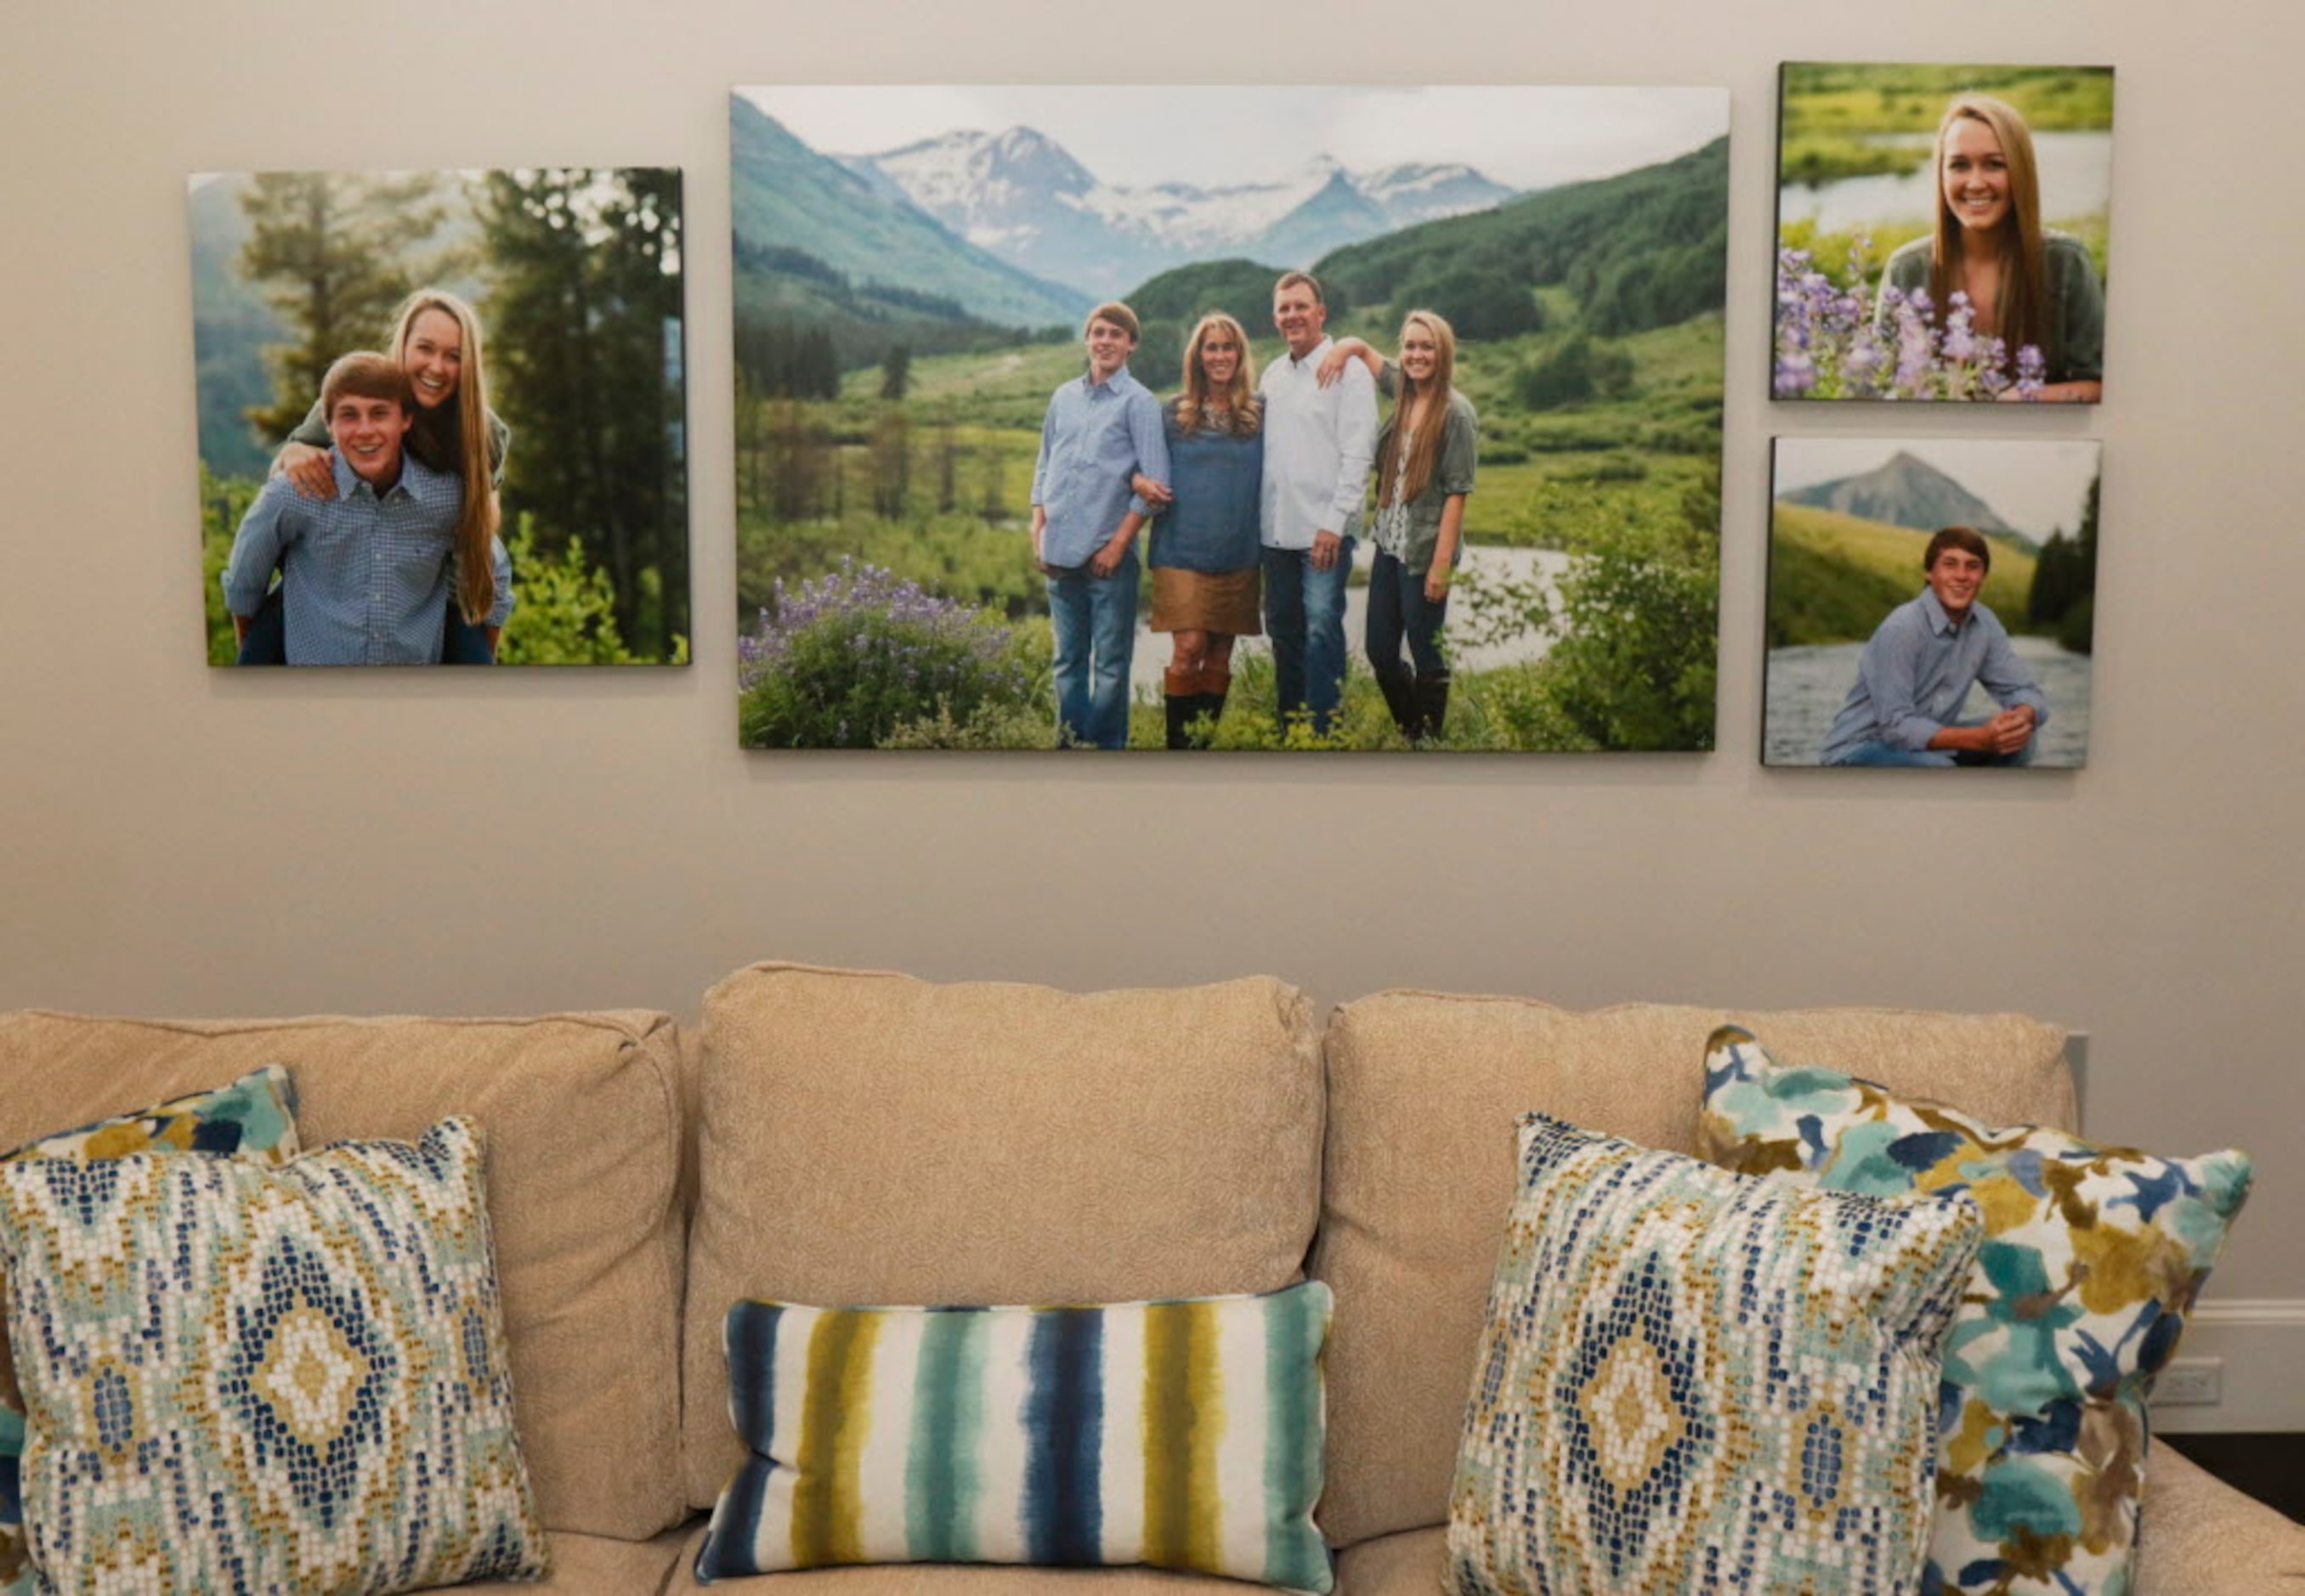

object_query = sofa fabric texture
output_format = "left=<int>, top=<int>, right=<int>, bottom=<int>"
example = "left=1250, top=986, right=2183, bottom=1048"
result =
left=1311, top=992, right=2074, bottom=1550
left=0, top=1009, right=688, bottom=1544
left=682, top=965, right=1324, bottom=1514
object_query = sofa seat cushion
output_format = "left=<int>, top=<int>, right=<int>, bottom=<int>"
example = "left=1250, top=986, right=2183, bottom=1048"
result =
left=683, top=965, right=1322, bottom=1512
left=1310, top=992, right=2070, bottom=1550
left=462, top=1525, right=694, bottom=1593
left=1324, top=1454, right=2305, bottom=1596
left=669, top=1520, right=1278, bottom=1593
left=1329, top=1525, right=1445, bottom=1595
left=0, top=1009, right=687, bottom=1542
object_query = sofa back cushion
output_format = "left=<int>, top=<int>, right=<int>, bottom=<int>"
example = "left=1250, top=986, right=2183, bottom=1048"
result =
left=1310, top=992, right=2073, bottom=1551
left=682, top=964, right=1324, bottom=1512
left=0, top=1009, right=687, bottom=1543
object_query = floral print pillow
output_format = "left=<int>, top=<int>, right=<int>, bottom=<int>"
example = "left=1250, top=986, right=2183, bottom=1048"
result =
left=1698, top=1027, right=2252, bottom=1596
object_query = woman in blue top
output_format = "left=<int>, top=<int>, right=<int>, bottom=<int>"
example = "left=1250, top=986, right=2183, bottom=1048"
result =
left=1133, top=313, right=1266, bottom=748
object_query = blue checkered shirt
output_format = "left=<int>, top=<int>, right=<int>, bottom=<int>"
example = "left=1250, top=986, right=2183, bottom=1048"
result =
left=221, top=452, right=471, bottom=665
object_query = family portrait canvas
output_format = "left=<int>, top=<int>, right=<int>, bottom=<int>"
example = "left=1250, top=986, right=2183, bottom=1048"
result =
left=730, top=85, right=1730, bottom=750
left=1771, top=63, right=2114, bottom=403
left=1764, top=437, right=2100, bottom=769
left=194, top=166, right=689, bottom=666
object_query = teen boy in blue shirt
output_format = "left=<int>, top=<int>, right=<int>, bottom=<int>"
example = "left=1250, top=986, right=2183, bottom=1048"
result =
left=1030, top=301, right=1169, bottom=749
left=221, top=352, right=475, bottom=665
left=1821, top=525, right=2050, bottom=766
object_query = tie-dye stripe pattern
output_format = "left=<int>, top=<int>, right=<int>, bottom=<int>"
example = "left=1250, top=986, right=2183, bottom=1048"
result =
left=695, top=1283, right=1331, bottom=1593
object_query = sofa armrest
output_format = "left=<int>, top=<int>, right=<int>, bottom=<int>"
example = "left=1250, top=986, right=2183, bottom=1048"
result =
left=2139, top=1444, right=2305, bottom=1591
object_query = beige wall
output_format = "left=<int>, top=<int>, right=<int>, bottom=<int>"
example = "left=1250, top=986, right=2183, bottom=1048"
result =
left=3, top=0, right=2298, bottom=1377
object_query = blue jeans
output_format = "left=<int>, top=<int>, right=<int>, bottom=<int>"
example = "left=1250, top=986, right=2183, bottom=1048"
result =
left=1046, top=549, right=1140, bottom=749
left=1827, top=722, right=2038, bottom=767
left=1366, top=548, right=1449, bottom=681
left=1262, top=539, right=1355, bottom=736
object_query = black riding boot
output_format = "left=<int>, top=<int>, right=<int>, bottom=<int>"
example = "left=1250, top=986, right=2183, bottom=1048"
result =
left=1411, top=673, right=1451, bottom=744
left=1373, top=660, right=1417, bottom=741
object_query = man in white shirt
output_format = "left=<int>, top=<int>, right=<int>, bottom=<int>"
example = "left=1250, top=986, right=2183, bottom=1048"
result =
left=1259, top=272, right=1378, bottom=738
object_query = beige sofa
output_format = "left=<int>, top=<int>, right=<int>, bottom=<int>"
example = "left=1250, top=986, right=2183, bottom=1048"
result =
left=3, top=964, right=2298, bottom=1594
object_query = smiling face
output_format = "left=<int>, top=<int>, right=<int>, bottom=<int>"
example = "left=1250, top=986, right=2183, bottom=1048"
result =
left=400, top=307, right=465, bottom=410
left=1926, top=545, right=1990, bottom=619
left=1940, top=114, right=2013, bottom=235
left=1400, top=322, right=1440, bottom=384
left=1196, top=325, right=1242, bottom=388
left=1085, top=315, right=1136, bottom=382
left=330, top=393, right=414, bottom=486
left=1272, top=280, right=1327, bottom=359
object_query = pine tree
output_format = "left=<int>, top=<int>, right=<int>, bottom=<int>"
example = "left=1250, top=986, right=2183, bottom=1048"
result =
left=236, top=172, right=445, bottom=440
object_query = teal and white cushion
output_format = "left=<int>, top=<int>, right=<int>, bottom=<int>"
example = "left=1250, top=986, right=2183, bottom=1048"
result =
left=1699, top=1026, right=2253, bottom=1596
left=0, top=1115, right=546, bottom=1594
left=1, top=1065, right=302, bottom=1596
left=697, top=1282, right=1332, bottom=1591
left=1449, top=1112, right=1983, bottom=1594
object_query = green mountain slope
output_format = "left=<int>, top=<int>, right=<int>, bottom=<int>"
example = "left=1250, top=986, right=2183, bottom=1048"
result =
left=1315, top=136, right=1729, bottom=338
left=1770, top=501, right=2041, bottom=648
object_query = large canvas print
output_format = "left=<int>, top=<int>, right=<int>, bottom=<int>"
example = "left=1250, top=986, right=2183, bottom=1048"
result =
left=1764, top=437, right=2100, bottom=768
left=1771, top=64, right=2113, bottom=403
left=730, top=87, right=1730, bottom=750
left=194, top=167, right=689, bottom=665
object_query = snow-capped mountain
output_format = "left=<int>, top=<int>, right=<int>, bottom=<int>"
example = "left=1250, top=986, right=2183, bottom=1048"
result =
left=843, top=127, right=1517, bottom=297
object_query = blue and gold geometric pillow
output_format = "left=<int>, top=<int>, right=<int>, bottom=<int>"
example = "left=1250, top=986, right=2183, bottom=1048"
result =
left=0, top=1115, right=547, bottom=1594
left=1449, top=1112, right=1984, bottom=1595
left=0, top=1065, right=301, bottom=1596
left=1700, top=1027, right=2254, bottom=1596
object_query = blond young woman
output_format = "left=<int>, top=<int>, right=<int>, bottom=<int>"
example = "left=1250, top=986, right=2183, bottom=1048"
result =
left=1132, top=313, right=1266, bottom=747
left=1322, top=310, right=1476, bottom=742
left=1874, top=94, right=2105, bottom=402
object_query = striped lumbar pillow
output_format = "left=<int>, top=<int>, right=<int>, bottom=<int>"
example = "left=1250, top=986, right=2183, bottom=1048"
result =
left=694, top=1282, right=1333, bottom=1591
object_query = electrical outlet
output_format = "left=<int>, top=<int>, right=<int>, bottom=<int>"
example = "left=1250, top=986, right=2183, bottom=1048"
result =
left=2154, top=1358, right=2222, bottom=1406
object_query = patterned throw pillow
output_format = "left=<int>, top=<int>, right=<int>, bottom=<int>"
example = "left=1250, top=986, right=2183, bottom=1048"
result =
left=0, top=1115, right=547, bottom=1594
left=1449, top=1112, right=1983, bottom=1595
left=1699, top=1027, right=2254, bottom=1596
left=0, top=1065, right=301, bottom=1596
left=695, top=1282, right=1333, bottom=1592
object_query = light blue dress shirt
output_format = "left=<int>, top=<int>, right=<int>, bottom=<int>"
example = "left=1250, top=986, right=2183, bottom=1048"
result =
left=221, top=452, right=469, bottom=665
left=1029, top=366, right=1169, bottom=569
left=1821, top=587, right=2050, bottom=762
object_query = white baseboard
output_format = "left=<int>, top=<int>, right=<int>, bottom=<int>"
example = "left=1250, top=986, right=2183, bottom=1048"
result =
left=2149, top=1299, right=2305, bottom=1434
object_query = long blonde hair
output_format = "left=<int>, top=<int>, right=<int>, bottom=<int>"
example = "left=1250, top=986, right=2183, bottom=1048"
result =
left=1375, top=309, right=1458, bottom=507
left=1177, top=313, right=1261, bottom=436
left=389, top=288, right=497, bottom=625
left=1928, top=95, right=2047, bottom=365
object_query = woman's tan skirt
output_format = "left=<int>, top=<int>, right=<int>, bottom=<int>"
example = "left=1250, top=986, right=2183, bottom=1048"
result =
left=1149, top=565, right=1261, bottom=635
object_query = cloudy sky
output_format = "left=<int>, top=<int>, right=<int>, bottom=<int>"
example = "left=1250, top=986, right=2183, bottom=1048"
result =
left=736, top=86, right=1728, bottom=194
left=1773, top=437, right=2102, bottom=541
